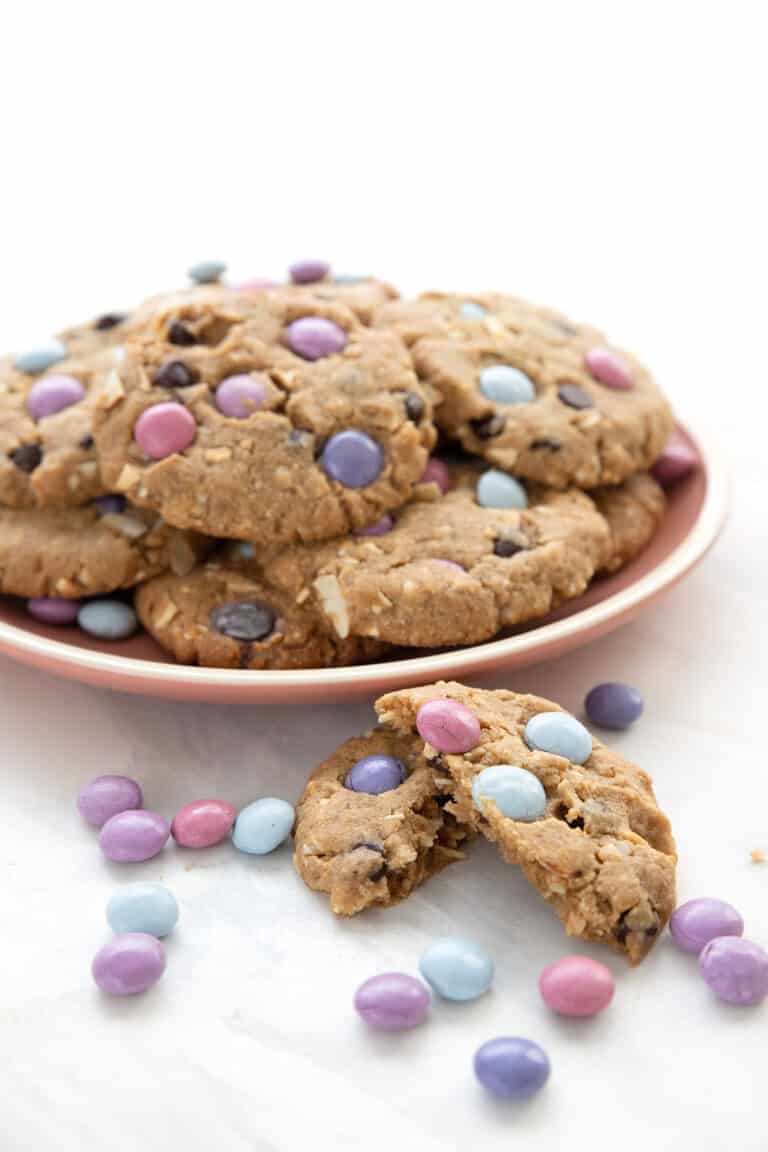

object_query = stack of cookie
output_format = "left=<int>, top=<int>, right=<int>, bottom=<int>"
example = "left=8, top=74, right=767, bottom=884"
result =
left=0, top=265, right=689, bottom=666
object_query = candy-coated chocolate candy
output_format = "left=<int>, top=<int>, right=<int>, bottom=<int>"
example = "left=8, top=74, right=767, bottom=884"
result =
left=77, top=774, right=143, bottom=828
left=171, top=799, right=237, bottom=848
left=287, top=316, right=347, bottom=360
left=474, top=1036, right=550, bottom=1099
left=333, top=273, right=366, bottom=284
left=78, top=600, right=138, bottom=640
left=232, top=798, right=294, bottom=855
left=699, top=937, right=768, bottom=1005
left=525, top=711, right=592, bottom=764
left=134, top=402, right=196, bottom=458
left=14, top=340, right=67, bottom=374
left=354, top=972, right=430, bottom=1030
left=93, top=494, right=127, bottom=516
left=344, top=754, right=405, bottom=795
left=476, top=469, right=528, bottom=509
left=99, top=810, right=170, bottom=863
left=584, top=682, right=644, bottom=730
left=670, top=898, right=744, bottom=954
left=355, top=515, right=394, bottom=537
left=106, top=883, right=179, bottom=938
left=471, top=764, right=546, bottom=822
left=557, top=383, right=594, bottom=409
left=460, top=301, right=487, bottom=319
left=652, top=427, right=700, bottom=486
left=479, top=365, right=535, bottom=405
left=419, top=936, right=494, bottom=1001
left=188, top=259, right=226, bottom=284
left=210, top=600, right=276, bottom=641
left=92, top=933, right=166, bottom=996
left=320, top=430, right=384, bottom=488
left=416, top=698, right=481, bottom=754
left=27, top=597, right=80, bottom=625
left=420, top=457, right=452, bottom=494
left=26, top=374, right=85, bottom=420
left=539, top=955, right=615, bottom=1016
left=289, top=259, right=331, bottom=284
left=585, top=346, right=633, bottom=390
left=214, top=374, right=267, bottom=418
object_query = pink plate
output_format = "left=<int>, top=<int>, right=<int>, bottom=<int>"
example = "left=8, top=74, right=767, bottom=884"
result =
left=0, top=424, right=727, bottom=703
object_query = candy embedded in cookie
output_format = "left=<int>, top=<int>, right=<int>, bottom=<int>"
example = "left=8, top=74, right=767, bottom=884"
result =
left=93, top=291, right=437, bottom=546
left=375, top=682, right=677, bottom=963
left=293, top=729, right=471, bottom=915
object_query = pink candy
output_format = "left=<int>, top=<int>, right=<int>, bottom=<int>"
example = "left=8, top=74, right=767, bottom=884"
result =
left=584, top=346, right=633, bottom=390
left=171, top=799, right=237, bottom=848
left=416, top=698, right=481, bottom=754
left=652, top=427, right=700, bottom=486
left=420, top=457, right=452, bottom=495
left=539, top=956, right=615, bottom=1017
left=134, top=402, right=196, bottom=459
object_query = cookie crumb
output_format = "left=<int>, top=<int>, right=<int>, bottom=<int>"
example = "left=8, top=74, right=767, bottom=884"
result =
left=751, top=849, right=766, bottom=864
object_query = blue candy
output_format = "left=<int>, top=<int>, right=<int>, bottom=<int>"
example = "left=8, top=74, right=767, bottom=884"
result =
left=525, top=711, right=592, bottom=764
left=459, top=301, right=487, bottom=319
left=333, top=274, right=366, bottom=284
left=14, top=340, right=67, bottom=375
left=188, top=259, right=226, bottom=284
left=78, top=600, right=138, bottom=640
left=419, top=935, right=494, bottom=1001
left=232, top=798, right=294, bottom=855
left=479, top=365, right=535, bottom=405
left=476, top=470, right=528, bottom=509
left=107, top=882, right=179, bottom=938
left=471, top=764, right=546, bottom=821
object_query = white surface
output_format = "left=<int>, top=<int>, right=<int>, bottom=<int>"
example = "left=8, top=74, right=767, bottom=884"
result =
left=1, top=4, right=766, bottom=1150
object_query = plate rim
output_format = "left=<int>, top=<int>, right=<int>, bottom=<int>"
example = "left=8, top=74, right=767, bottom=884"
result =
left=0, top=419, right=728, bottom=692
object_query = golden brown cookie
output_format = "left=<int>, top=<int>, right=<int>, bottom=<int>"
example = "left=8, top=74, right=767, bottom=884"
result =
left=592, top=472, right=666, bottom=573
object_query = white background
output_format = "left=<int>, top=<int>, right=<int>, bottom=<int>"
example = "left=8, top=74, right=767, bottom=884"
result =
left=1, top=3, right=766, bottom=1150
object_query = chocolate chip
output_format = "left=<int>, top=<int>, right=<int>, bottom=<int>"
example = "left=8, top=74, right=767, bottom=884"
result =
left=94, top=312, right=127, bottom=331
left=369, top=864, right=387, bottom=883
left=471, top=414, right=506, bottom=439
left=210, top=600, right=276, bottom=642
left=79, top=434, right=95, bottom=450
left=615, top=915, right=630, bottom=944
left=558, top=383, right=594, bottom=410
left=493, top=536, right=525, bottom=558
left=566, top=815, right=585, bottom=830
left=645, top=924, right=659, bottom=938
left=529, top=438, right=562, bottom=452
left=404, top=392, right=425, bottom=423
left=10, top=444, right=42, bottom=473
left=167, top=320, right=197, bottom=347
left=152, top=359, right=199, bottom=389
left=352, top=841, right=385, bottom=854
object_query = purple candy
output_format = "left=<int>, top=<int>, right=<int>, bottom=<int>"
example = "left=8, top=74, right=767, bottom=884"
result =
left=584, top=682, right=644, bottom=730
left=474, top=1036, right=551, bottom=1099
left=355, top=515, right=394, bottom=537
left=289, top=259, right=331, bottom=285
left=26, top=375, right=85, bottom=420
left=344, top=754, right=406, bottom=795
left=26, top=597, right=80, bottom=625
left=78, top=775, right=143, bottom=828
left=670, top=898, right=744, bottom=954
left=699, top=937, right=768, bottom=1005
left=92, top=933, right=166, bottom=996
left=652, top=428, right=700, bottom=487
left=93, top=494, right=127, bottom=516
left=287, top=316, right=347, bottom=360
left=99, top=809, right=169, bottom=862
left=354, top=972, right=430, bottom=1031
left=321, top=430, right=384, bottom=488
left=214, top=374, right=267, bottom=418
left=432, top=559, right=464, bottom=573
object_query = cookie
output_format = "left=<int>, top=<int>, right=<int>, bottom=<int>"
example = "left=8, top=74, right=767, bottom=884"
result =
left=592, top=472, right=666, bottom=573
left=93, top=290, right=436, bottom=545
left=262, top=466, right=610, bottom=647
left=293, top=728, right=470, bottom=914
left=0, top=502, right=208, bottom=599
left=376, top=683, right=676, bottom=963
left=290, top=276, right=398, bottom=325
left=135, top=550, right=386, bottom=670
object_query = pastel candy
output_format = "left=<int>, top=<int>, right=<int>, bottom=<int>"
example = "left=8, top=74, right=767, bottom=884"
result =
left=525, top=711, right=592, bottom=764
left=471, top=764, right=546, bottom=822
left=585, top=346, right=633, bottom=390
left=188, top=259, right=226, bottom=284
left=699, top=937, right=768, bottom=1006
left=479, top=365, right=535, bottom=405
left=214, top=374, right=267, bottom=418
left=99, top=810, right=170, bottom=862
left=289, top=259, right=331, bottom=284
left=354, top=972, right=430, bottom=1031
left=355, top=515, right=394, bottom=537
left=77, top=774, right=143, bottom=827
left=26, top=375, right=85, bottom=420
left=320, top=430, right=384, bottom=488
left=344, top=754, right=405, bottom=795
left=287, top=316, right=347, bottom=360
left=419, top=936, right=494, bottom=1001
left=92, top=933, right=166, bottom=996
left=670, top=898, right=744, bottom=954
left=106, top=883, right=179, bottom=938
left=652, top=428, right=699, bottom=486
left=584, top=682, right=644, bottom=730
left=476, top=469, right=528, bottom=509
left=14, top=340, right=67, bottom=374
left=78, top=600, right=138, bottom=640
left=539, top=956, right=615, bottom=1017
left=459, top=301, right=487, bottom=319
left=416, top=698, right=481, bottom=754
left=27, top=597, right=80, bottom=625
left=93, top=494, right=127, bottom=516
left=134, top=402, right=196, bottom=458
left=474, top=1036, right=551, bottom=1099
left=232, top=798, right=295, bottom=855
left=420, top=457, right=452, bottom=494
left=171, top=799, right=237, bottom=848
left=333, top=273, right=366, bottom=284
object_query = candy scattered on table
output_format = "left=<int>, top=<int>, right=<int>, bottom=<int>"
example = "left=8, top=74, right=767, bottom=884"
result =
left=27, top=597, right=80, bottom=625
left=670, top=898, right=744, bottom=954
left=698, top=937, right=768, bottom=1006
left=472, top=764, right=546, bottom=821
left=171, top=799, right=237, bottom=848
left=78, top=774, right=143, bottom=828
left=232, top=798, right=295, bottom=855
left=524, top=711, right=592, bottom=764
left=584, top=682, right=644, bottom=730
left=539, top=955, right=615, bottom=1017
left=415, top=698, right=481, bottom=754
left=344, top=754, right=406, bottom=795
left=107, top=882, right=179, bottom=938
left=419, top=936, right=494, bottom=1002
left=92, top=933, right=167, bottom=996
left=78, top=600, right=138, bottom=640
left=99, top=809, right=170, bottom=863
left=354, top=973, right=430, bottom=1031
left=473, top=1036, right=551, bottom=1099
